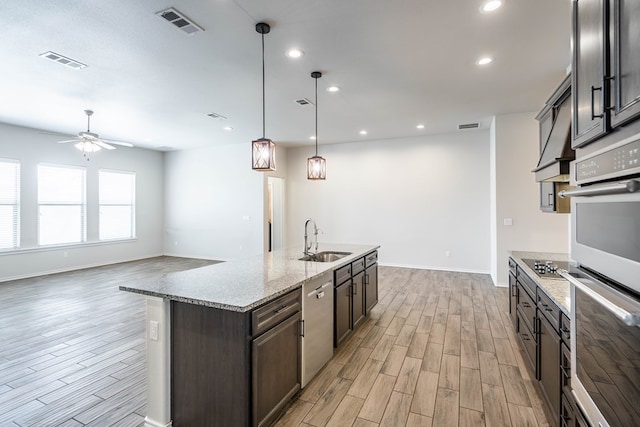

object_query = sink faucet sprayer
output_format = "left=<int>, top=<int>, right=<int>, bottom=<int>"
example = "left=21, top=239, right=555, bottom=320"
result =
left=303, top=219, right=318, bottom=255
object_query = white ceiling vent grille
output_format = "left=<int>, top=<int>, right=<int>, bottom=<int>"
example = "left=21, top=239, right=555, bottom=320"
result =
left=156, top=7, right=204, bottom=35
left=295, top=98, right=314, bottom=107
left=458, top=122, right=480, bottom=130
left=39, top=51, right=87, bottom=69
left=206, top=112, right=227, bottom=120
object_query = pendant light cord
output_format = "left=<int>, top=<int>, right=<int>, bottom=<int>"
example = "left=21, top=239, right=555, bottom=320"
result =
left=87, top=114, right=91, bottom=132
left=315, top=76, right=318, bottom=156
left=262, top=33, right=266, bottom=139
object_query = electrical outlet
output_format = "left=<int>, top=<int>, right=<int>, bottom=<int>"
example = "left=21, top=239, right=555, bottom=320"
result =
left=149, top=321, right=159, bottom=341
left=445, top=250, right=451, bottom=257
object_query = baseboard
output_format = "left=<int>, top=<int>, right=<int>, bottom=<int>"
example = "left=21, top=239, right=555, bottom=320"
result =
left=144, top=416, right=172, bottom=427
left=379, top=262, right=491, bottom=276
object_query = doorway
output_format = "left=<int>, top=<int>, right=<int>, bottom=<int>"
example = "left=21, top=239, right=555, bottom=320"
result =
left=267, top=176, right=285, bottom=252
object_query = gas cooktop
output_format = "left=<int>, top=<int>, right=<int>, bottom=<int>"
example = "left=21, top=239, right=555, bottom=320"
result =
left=521, top=259, right=570, bottom=280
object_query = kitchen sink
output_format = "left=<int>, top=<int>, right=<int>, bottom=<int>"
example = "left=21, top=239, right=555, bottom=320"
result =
left=298, top=251, right=352, bottom=263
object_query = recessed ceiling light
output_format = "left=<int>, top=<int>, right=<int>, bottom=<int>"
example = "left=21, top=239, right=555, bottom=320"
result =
left=224, top=126, right=233, bottom=131
left=286, top=49, right=304, bottom=58
left=480, top=0, right=503, bottom=13
left=359, top=130, right=367, bottom=135
left=416, top=124, right=425, bottom=129
left=326, top=86, right=341, bottom=93
left=310, top=135, right=316, bottom=140
left=476, top=56, right=493, bottom=66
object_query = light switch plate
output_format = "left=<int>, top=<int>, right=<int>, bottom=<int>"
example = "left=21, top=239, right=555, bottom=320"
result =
left=149, top=321, right=159, bottom=341
left=503, top=218, right=513, bottom=226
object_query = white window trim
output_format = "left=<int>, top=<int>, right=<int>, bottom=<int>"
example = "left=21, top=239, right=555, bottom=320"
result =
left=0, top=158, right=20, bottom=250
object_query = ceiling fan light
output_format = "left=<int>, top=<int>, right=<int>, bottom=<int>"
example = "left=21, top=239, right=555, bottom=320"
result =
left=307, top=155, right=326, bottom=180
left=75, top=141, right=101, bottom=153
left=252, top=138, right=276, bottom=171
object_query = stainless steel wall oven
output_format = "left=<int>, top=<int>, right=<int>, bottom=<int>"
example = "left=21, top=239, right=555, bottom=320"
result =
left=559, top=133, right=640, bottom=427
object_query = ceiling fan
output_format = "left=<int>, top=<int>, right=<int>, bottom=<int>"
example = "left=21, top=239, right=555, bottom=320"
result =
left=57, top=109, right=134, bottom=154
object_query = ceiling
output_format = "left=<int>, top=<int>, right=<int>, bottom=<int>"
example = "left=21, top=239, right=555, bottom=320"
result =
left=0, top=0, right=571, bottom=151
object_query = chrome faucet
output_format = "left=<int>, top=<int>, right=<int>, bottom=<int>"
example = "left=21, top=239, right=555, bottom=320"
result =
left=303, top=218, right=318, bottom=255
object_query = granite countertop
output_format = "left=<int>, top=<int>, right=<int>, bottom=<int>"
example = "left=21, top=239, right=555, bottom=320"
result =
left=509, top=250, right=571, bottom=315
left=119, top=243, right=379, bottom=312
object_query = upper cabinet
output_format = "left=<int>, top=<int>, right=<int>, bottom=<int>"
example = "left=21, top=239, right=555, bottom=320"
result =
left=572, top=0, right=640, bottom=148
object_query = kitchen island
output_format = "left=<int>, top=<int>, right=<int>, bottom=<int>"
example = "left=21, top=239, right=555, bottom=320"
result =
left=120, top=243, right=379, bottom=427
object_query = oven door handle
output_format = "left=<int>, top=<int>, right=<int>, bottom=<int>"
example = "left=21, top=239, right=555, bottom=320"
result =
left=558, top=179, right=640, bottom=198
left=559, top=270, right=640, bottom=326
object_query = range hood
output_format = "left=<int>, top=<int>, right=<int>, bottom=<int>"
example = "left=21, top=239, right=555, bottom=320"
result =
left=533, top=93, right=575, bottom=182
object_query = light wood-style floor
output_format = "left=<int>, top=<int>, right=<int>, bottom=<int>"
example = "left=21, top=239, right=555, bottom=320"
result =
left=0, top=258, right=551, bottom=426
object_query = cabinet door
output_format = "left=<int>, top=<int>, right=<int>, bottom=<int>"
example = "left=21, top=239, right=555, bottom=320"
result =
left=365, top=264, right=378, bottom=313
left=609, top=0, right=640, bottom=127
left=572, top=0, right=608, bottom=148
left=561, top=394, right=576, bottom=427
left=539, top=314, right=561, bottom=425
left=540, top=182, right=556, bottom=212
left=252, top=312, right=301, bottom=427
left=352, top=272, right=366, bottom=329
left=335, top=280, right=352, bottom=346
left=508, top=272, right=518, bottom=327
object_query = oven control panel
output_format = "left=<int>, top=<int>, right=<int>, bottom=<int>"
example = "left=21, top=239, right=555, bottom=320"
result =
left=576, top=138, right=640, bottom=183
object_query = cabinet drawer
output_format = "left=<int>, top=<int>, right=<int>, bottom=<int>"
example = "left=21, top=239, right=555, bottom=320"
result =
left=537, top=289, right=560, bottom=332
left=335, top=264, right=352, bottom=285
left=516, top=268, right=536, bottom=299
left=560, top=313, right=571, bottom=345
left=561, top=341, right=571, bottom=399
left=517, top=283, right=536, bottom=332
left=517, top=309, right=537, bottom=374
left=351, top=257, right=365, bottom=275
left=252, top=289, right=301, bottom=337
left=365, top=251, right=378, bottom=267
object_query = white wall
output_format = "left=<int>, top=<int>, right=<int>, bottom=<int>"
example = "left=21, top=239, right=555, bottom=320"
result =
left=0, top=122, right=164, bottom=281
left=285, top=132, right=492, bottom=274
left=163, top=143, right=264, bottom=260
left=491, top=112, right=569, bottom=286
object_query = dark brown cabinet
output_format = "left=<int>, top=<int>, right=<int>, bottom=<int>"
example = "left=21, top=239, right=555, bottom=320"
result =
left=572, top=0, right=640, bottom=148
left=171, top=288, right=302, bottom=427
left=252, top=311, right=301, bottom=427
left=334, top=251, right=378, bottom=348
left=540, top=182, right=571, bottom=214
left=508, top=259, right=518, bottom=326
left=539, top=312, right=561, bottom=426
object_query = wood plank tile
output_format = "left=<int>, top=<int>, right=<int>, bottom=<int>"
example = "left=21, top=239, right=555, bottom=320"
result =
left=421, top=342, right=443, bottom=374
left=370, top=335, right=396, bottom=362
left=406, top=412, right=433, bottom=427
left=353, top=418, right=379, bottom=427
left=326, top=395, right=365, bottom=427
left=348, top=358, right=384, bottom=399
left=410, top=370, right=439, bottom=417
left=381, top=345, right=408, bottom=377
left=303, top=377, right=352, bottom=427
left=443, top=315, right=461, bottom=356
left=499, top=365, right=531, bottom=407
left=361, top=326, right=386, bottom=349
left=459, top=407, right=486, bottom=427
left=438, top=354, right=460, bottom=391
left=479, top=351, right=502, bottom=387
left=339, top=347, right=373, bottom=380
left=482, top=383, right=511, bottom=427
left=379, top=391, right=412, bottom=427
left=432, top=387, right=459, bottom=427
left=494, top=338, right=518, bottom=367
left=476, top=328, right=495, bottom=353
left=358, top=374, right=397, bottom=423
left=460, top=367, right=483, bottom=412
left=274, top=399, right=314, bottom=427
left=461, top=339, right=480, bottom=370
left=428, top=323, right=446, bottom=345
left=300, top=361, right=345, bottom=404
left=507, top=403, right=538, bottom=427
left=393, top=357, right=422, bottom=394
left=395, top=324, right=417, bottom=347
left=407, top=333, right=429, bottom=359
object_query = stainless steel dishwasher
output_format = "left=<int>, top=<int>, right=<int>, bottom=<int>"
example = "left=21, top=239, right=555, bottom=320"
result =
left=301, top=271, right=334, bottom=388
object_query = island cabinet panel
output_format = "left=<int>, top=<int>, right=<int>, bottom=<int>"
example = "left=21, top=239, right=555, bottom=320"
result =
left=365, top=262, right=378, bottom=313
left=352, top=271, right=366, bottom=329
left=252, top=311, right=301, bottom=427
left=171, top=301, right=252, bottom=427
left=335, top=279, right=352, bottom=346
left=538, top=312, right=561, bottom=426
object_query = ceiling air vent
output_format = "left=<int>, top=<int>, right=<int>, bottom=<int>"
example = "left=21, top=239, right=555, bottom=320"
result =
left=295, top=98, right=314, bottom=107
left=206, top=112, right=227, bottom=120
left=458, top=122, right=480, bottom=130
left=156, top=7, right=204, bottom=35
left=39, top=51, right=87, bottom=69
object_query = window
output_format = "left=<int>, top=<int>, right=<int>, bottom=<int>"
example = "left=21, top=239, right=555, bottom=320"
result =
left=99, top=170, right=135, bottom=240
left=38, top=164, right=86, bottom=245
left=0, top=159, right=20, bottom=249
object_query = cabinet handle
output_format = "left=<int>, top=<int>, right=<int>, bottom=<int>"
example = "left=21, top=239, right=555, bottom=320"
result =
left=352, top=283, right=358, bottom=295
left=300, top=319, right=305, bottom=337
left=522, top=334, right=530, bottom=341
left=365, top=274, right=369, bottom=285
left=561, top=326, right=570, bottom=336
left=548, top=193, right=554, bottom=206
left=522, top=302, right=530, bottom=308
left=274, top=304, right=289, bottom=314
left=560, top=365, right=571, bottom=378
left=591, top=85, right=604, bottom=119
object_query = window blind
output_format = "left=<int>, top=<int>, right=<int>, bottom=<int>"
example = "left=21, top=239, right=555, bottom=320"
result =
left=37, top=164, right=86, bottom=245
left=0, top=159, right=20, bottom=249
left=99, top=170, right=135, bottom=240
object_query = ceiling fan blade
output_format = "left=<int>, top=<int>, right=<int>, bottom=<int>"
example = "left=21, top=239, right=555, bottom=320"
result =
left=57, top=139, right=77, bottom=144
left=101, top=139, right=134, bottom=148
left=40, top=130, right=74, bottom=137
left=94, top=140, right=116, bottom=150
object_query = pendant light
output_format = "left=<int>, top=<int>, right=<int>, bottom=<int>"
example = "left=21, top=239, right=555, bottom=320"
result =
left=252, top=22, right=276, bottom=171
left=307, top=71, right=326, bottom=180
